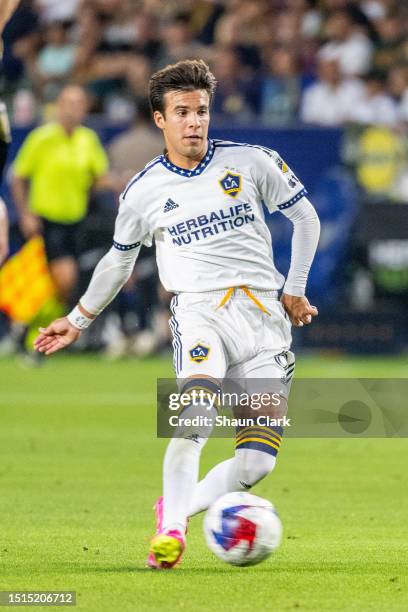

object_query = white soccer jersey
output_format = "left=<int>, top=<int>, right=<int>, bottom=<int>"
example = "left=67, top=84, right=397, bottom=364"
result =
left=113, top=139, right=308, bottom=293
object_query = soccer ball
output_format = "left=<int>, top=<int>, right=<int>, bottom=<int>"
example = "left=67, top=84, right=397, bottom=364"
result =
left=203, top=491, right=282, bottom=566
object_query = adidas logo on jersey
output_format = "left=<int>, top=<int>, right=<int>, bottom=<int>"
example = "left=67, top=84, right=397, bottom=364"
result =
left=163, top=198, right=179, bottom=212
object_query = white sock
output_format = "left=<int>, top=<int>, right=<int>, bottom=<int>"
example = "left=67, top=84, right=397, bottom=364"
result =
left=189, top=449, right=276, bottom=517
left=162, top=402, right=215, bottom=532
left=188, top=457, right=238, bottom=516
left=162, top=437, right=205, bottom=532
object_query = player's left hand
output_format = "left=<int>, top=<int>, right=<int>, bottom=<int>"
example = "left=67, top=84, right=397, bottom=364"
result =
left=281, top=293, right=318, bottom=327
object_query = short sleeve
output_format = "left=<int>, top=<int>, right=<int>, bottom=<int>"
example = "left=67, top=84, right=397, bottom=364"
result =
left=112, top=195, right=152, bottom=250
left=254, top=148, right=307, bottom=213
left=89, top=132, right=109, bottom=178
left=13, top=130, right=41, bottom=178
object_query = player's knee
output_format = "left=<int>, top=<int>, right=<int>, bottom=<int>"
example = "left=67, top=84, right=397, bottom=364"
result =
left=235, top=449, right=276, bottom=488
left=173, top=377, right=221, bottom=439
left=180, top=377, right=221, bottom=412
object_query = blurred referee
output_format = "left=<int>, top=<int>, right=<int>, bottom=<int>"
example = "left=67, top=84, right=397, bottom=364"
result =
left=11, top=85, right=109, bottom=306
left=0, top=0, right=20, bottom=265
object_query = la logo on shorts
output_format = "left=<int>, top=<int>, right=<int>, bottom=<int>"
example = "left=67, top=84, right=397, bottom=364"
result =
left=218, top=171, right=242, bottom=197
left=189, top=343, right=210, bottom=363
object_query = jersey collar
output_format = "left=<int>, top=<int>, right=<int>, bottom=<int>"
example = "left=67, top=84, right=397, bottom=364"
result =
left=159, top=139, right=215, bottom=178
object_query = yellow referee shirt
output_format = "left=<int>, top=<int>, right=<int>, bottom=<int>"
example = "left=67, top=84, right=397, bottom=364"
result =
left=13, top=123, right=108, bottom=223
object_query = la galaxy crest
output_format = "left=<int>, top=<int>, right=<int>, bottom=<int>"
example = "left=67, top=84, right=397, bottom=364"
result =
left=219, top=171, right=242, bottom=198
left=189, top=342, right=210, bottom=364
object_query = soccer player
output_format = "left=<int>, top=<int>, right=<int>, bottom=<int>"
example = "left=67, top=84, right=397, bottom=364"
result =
left=34, top=60, right=320, bottom=569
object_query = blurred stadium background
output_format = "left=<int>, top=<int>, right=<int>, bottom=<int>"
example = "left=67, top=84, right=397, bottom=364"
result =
left=1, top=3, right=407, bottom=609
left=0, top=0, right=407, bottom=359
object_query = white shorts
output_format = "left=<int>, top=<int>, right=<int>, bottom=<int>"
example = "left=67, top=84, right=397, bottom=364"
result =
left=169, top=289, right=294, bottom=387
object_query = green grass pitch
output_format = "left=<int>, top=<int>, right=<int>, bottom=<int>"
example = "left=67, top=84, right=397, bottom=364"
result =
left=0, top=354, right=407, bottom=611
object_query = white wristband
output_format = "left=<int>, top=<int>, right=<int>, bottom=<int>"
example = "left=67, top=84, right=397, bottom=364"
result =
left=67, top=305, right=94, bottom=330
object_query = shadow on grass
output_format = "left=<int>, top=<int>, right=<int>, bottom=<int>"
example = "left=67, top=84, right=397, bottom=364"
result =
left=6, top=559, right=402, bottom=578
left=60, top=559, right=399, bottom=576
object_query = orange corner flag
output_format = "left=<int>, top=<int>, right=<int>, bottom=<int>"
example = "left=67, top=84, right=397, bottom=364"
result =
left=0, top=236, right=56, bottom=323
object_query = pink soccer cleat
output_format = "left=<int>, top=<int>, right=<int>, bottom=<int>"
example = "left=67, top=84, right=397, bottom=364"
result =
left=146, top=497, right=186, bottom=569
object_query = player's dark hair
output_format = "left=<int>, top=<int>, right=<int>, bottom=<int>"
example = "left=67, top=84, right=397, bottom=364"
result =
left=148, top=59, right=217, bottom=115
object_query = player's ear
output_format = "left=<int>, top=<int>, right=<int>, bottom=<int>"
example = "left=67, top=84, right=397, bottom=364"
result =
left=153, top=110, right=165, bottom=130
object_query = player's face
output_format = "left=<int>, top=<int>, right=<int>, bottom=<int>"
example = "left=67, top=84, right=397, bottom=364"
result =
left=154, top=89, right=210, bottom=166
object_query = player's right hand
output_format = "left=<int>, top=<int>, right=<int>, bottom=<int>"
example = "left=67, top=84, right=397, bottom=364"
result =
left=20, top=212, right=42, bottom=239
left=34, top=317, right=82, bottom=356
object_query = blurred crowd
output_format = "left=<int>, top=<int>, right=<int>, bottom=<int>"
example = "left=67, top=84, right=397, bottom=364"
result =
left=1, top=0, right=407, bottom=128
left=1, top=0, right=407, bottom=360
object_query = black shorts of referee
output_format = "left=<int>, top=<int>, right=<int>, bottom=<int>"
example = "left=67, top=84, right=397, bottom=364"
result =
left=40, top=218, right=82, bottom=262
